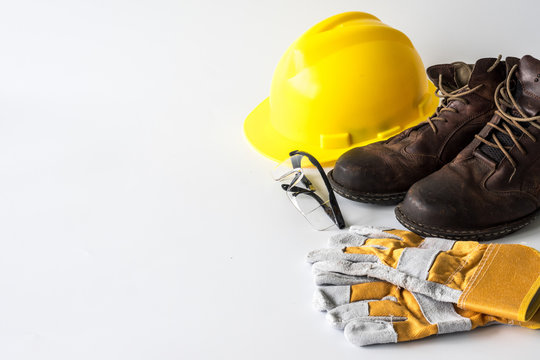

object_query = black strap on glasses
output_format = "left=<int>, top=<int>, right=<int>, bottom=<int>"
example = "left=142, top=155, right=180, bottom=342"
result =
left=283, top=150, right=345, bottom=229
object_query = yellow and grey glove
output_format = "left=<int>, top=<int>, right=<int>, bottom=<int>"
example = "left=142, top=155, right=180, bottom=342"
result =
left=308, top=227, right=540, bottom=323
left=308, top=227, right=540, bottom=346
left=314, top=281, right=540, bottom=346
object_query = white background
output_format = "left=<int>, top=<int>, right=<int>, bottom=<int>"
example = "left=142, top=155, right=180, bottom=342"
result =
left=0, top=0, right=539, bottom=359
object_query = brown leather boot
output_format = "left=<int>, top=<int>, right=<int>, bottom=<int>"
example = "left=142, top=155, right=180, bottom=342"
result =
left=396, top=55, right=540, bottom=240
left=328, top=57, right=506, bottom=204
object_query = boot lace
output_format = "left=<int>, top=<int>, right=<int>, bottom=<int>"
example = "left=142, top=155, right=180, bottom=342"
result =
left=475, top=64, right=540, bottom=181
left=427, top=78, right=481, bottom=133
left=427, top=56, right=501, bottom=133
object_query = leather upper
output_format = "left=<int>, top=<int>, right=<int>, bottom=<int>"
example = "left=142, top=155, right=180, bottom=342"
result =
left=399, top=55, right=540, bottom=230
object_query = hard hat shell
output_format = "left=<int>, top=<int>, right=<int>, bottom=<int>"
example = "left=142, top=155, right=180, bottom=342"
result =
left=244, top=12, right=439, bottom=166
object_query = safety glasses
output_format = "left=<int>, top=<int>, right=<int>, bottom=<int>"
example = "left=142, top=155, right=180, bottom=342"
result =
left=272, top=150, right=345, bottom=230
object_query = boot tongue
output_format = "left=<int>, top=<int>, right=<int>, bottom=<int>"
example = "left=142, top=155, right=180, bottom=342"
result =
left=426, top=62, right=473, bottom=91
left=453, top=62, right=473, bottom=88
left=467, top=57, right=507, bottom=100
left=514, top=55, right=540, bottom=116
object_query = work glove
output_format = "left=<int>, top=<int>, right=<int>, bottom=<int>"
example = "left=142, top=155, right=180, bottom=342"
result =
left=308, top=227, right=540, bottom=346
left=308, top=226, right=540, bottom=323
left=314, top=281, right=540, bottom=346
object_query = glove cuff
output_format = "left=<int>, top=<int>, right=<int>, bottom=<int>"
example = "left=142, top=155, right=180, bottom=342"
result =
left=457, top=244, right=540, bottom=322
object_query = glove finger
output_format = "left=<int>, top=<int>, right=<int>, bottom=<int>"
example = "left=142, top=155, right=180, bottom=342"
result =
left=349, top=281, right=399, bottom=302
left=313, top=283, right=394, bottom=311
left=306, top=248, right=380, bottom=264
left=313, top=286, right=351, bottom=312
left=351, top=227, right=426, bottom=248
left=329, top=226, right=409, bottom=249
left=327, top=300, right=407, bottom=330
left=330, top=226, right=399, bottom=249
left=328, top=231, right=368, bottom=248
left=331, top=226, right=426, bottom=249
left=349, top=226, right=424, bottom=246
left=313, top=270, right=374, bottom=286
left=382, top=229, right=425, bottom=246
left=312, top=260, right=373, bottom=278
left=348, top=225, right=400, bottom=238
left=344, top=318, right=399, bottom=346
left=326, top=301, right=371, bottom=329
left=368, top=299, right=408, bottom=318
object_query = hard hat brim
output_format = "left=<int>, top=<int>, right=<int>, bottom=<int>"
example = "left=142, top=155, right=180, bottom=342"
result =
left=243, top=97, right=351, bottom=166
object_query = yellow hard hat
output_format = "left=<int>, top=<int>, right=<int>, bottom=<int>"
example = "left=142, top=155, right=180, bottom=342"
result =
left=244, top=12, right=439, bottom=166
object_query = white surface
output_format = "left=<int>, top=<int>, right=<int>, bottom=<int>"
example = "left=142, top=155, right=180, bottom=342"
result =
left=0, top=0, right=539, bottom=359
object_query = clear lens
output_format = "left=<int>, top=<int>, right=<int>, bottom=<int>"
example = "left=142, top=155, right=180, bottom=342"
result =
left=274, top=153, right=337, bottom=230
left=289, top=191, right=336, bottom=230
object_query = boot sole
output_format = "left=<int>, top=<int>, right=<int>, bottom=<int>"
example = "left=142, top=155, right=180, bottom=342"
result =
left=394, top=205, right=538, bottom=241
left=328, top=170, right=406, bottom=205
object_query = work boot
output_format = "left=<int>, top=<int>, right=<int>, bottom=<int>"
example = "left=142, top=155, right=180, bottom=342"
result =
left=396, top=55, right=540, bottom=240
left=328, top=57, right=506, bottom=204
